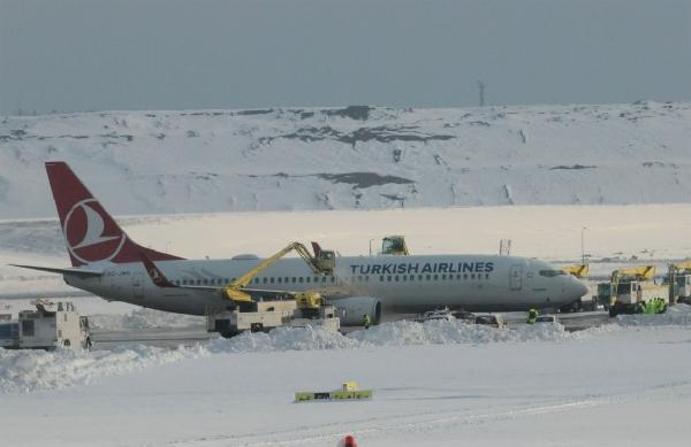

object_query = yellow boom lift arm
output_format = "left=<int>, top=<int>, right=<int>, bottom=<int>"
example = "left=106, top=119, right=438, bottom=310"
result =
left=223, top=242, right=335, bottom=303
left=563, top=263, right=589, bottom=279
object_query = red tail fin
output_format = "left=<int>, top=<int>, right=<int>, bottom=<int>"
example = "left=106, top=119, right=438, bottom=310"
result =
left=45, top=161, right=183, bottom=266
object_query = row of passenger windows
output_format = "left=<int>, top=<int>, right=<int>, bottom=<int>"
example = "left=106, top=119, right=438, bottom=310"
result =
left=172, top=273, right=491, bottom=286
left=173, top=276, right=336, bottom=286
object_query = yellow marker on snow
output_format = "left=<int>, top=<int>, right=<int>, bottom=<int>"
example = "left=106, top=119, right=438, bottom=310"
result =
left=294, top=382, right=373, bottom=402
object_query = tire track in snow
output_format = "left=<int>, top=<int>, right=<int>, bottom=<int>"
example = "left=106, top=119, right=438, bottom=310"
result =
left=166, top=398, right=605, bottom=447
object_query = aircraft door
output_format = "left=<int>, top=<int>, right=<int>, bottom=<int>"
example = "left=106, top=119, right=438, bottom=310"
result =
left=509, top=265, right=523, bottom=291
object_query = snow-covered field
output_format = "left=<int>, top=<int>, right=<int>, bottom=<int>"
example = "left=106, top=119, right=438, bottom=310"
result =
left=2, top=102, right=690, bottom=219
left=1, top=312, right=690, bottom=446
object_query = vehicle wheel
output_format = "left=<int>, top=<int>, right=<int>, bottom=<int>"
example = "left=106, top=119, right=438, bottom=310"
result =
left=609, top=306, right=618, bottom=318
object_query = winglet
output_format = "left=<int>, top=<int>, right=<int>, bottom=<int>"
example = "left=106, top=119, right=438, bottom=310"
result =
left=140, top=252, right=177, bottom=288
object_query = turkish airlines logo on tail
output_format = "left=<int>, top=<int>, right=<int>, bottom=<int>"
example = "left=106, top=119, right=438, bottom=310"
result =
left=64, top=199, right=126, bottom=264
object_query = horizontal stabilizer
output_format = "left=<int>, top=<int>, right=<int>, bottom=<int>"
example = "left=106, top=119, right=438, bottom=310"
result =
left=9, top=264, right=104, bottom=277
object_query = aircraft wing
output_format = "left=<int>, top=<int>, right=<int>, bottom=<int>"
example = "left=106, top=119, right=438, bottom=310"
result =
left=9, top=264, right=104, bottom=277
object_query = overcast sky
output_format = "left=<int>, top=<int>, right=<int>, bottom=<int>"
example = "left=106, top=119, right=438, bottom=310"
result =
left=1, top=0, right=690, bottom=115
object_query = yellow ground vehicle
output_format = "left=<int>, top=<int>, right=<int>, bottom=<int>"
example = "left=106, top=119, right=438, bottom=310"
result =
left=562, top=264, right=589, bottom=279
left=208, top=241, right=339, bottom=336
left=380, top=235, right=410, bottom=255
left=223, top=241, right=335, bottom=304
left=599, top=265, right=668, bottom=316
left=295, top=381, right=373, bottom=402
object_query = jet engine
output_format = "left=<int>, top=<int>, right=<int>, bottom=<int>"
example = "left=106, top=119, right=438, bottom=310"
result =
left=330, top=296, right=382, bottom=326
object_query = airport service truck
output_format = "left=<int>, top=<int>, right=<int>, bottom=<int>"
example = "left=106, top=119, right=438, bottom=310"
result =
left=595, top=266, right=668, bottom=316
left=0, top=301, right=91, bottom=350
left=206, top=299, right=340, bottom=337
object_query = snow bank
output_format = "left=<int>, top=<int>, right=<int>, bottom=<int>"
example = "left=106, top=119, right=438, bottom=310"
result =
left=0, top=344, right=201, bottom=393
left=617, top=303, right=691, bottom=327
left=348, top=319, right=570, bottom=346
left=207, top=325, right=361, bottom=353
left=4, top=311, right=689, bottom=394
left=207, top=319, right=573, bottom=355
left=0, top=320, right=571, bottom=393
left=89, top=308, right=204, bottom=331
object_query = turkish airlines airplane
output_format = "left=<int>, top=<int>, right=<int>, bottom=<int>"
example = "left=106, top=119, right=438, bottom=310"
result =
left=11, top=162, right=588, bottom=325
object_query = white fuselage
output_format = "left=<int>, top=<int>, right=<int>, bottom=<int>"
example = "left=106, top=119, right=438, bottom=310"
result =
left=63, top=254, right=587, bottom=315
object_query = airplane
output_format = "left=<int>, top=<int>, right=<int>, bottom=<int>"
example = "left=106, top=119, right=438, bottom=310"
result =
left=10, top=161, right=588, bottom=325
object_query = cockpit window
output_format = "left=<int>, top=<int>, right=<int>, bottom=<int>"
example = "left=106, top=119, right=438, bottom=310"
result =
left=539, top=270, right=567, bottom=277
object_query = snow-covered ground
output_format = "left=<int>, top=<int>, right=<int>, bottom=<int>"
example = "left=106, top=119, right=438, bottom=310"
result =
left=1, top=313, right=690, bottom=446
left=2, top=102, right=690, bottom=219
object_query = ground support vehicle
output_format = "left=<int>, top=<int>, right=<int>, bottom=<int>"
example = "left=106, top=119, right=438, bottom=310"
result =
left=474, top=314, right=505, bottom=328
left=0, top=301, right=91, bottom=350
left=206, top=300, right=340, bottom=337
left=295, top=381, right=373, bottom=402
left=667, top=262, right=691, bottom=304
left=594, top=266, right=669, bottom=317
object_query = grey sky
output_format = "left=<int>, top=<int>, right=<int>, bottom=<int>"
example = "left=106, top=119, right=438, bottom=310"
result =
left=1, top=0, right=690, bottom=115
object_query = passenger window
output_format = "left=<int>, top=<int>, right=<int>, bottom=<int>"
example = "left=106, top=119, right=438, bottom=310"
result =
left=291, top=277, right=296, bottom=283
left=426, top=275, right=431, bottom=281
left=395, top=275, right=399, bottom=281
left=433, top=275, right=438, bottom=281
left=270, top=277, right=275, bottom=283
left=306, top=277, right=311, bottom=283
left=441, top=274, right=446, bottom=280
left=387, top=276, right=392, bottom=282
left=277, top=277, right=282, bottom=283
left=299, top=277, right=304, bottom=283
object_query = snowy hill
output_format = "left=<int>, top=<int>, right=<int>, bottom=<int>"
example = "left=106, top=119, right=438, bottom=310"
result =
left=1, top=101, right=690, bottom=218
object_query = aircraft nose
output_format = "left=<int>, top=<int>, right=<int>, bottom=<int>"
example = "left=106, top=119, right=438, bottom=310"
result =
left=572, top=280, right=588, bottom=298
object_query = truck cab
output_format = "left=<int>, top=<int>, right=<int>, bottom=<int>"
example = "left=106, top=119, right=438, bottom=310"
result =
left=0, top=301, right=91, bottom=350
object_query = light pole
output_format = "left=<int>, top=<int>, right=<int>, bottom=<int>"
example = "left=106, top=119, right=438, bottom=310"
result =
left=581, top=226, right=588, bottom=265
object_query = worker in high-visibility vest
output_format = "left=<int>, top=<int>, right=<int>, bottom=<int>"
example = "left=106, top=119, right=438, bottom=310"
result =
left=527, top=308, right=539, bottom=324
left=362, top=314, right=372, bottom=329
